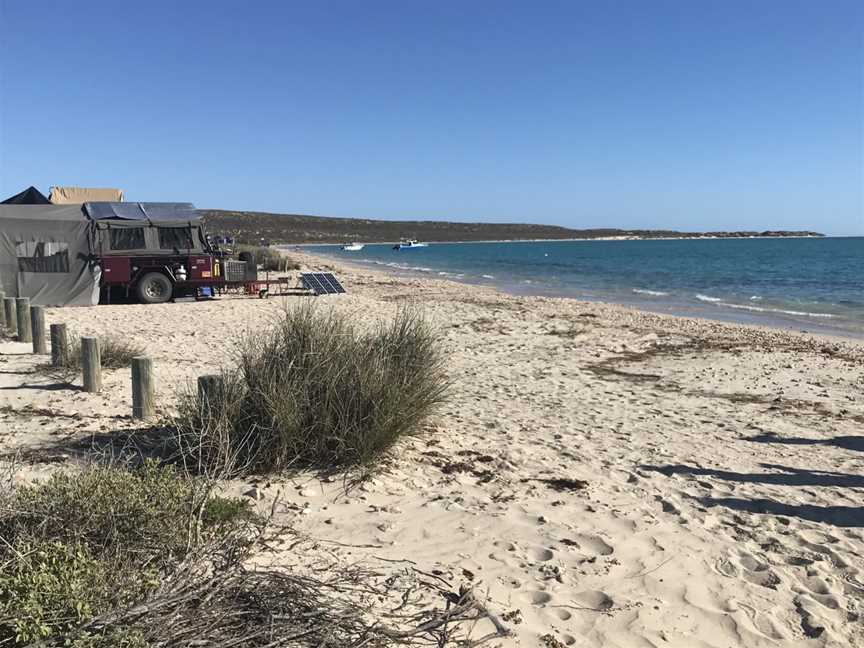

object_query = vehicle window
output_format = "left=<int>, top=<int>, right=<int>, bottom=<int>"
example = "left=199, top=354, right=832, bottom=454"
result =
left=15, top=240, right=70, bottom=273
left=158, top=227, right=193, bottom=250
left=109, top=227, right=146, bottom=250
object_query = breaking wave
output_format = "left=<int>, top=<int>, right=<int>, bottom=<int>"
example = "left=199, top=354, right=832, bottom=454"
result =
left=717, top=302, right=834, bottom=318
left=633, top=288, right=669, bottom=296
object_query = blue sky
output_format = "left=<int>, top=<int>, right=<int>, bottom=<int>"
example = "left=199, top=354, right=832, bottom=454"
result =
left=1, top=1, right=862, bottom=235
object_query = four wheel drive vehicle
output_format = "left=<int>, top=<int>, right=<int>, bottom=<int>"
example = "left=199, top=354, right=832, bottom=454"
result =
left=88, top=202, right=255, bottom=304
left=0, top=200, right=291, bottom=307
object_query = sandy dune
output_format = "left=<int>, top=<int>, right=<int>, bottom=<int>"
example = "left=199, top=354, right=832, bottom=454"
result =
left=1, top=251, right=862, bottom=647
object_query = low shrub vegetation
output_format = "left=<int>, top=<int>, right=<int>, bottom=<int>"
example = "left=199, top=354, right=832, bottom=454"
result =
left=0, top=460, right=507, bottom=646
left=0, top=460, right=253, bottom=646
left=238, top=245, right=299, bottom=272
left=175, top=304, right=449, bottom=474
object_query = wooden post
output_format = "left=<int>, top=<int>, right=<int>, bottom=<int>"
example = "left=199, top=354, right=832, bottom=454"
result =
left=0, top=292, right=5, bottom=329
left=131, top=356, right=155, bottom=419
left=81, top=336, right=102, bottom=393
left=197, top=374, right=224, bottom=415
left=50, top=324, right=69, bottom=366
left=15, top=298, right=31, bottom=343
left=30, top=306, right=47, bottom=354
left=4, top=297, right=17, bottom=335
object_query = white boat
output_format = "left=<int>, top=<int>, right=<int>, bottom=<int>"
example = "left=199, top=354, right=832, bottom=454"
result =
left=393, top=239, right=428, bottom=250
left=341, top=243, right=365, bottom=251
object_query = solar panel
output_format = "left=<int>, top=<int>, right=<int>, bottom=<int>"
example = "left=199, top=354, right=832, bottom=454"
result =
left=322, top=273, right=346, bottom=293
left=301, top=272, right=346, bottom=295
left=300, top=273, right=325, bottom=294
left=300, top=273, right=324, bottom=294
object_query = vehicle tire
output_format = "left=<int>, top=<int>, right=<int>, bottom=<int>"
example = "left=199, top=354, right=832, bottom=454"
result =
left=136, top=272, right=173, bottom=304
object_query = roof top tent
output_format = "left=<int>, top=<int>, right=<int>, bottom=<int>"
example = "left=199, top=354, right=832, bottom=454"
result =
left=84, top=202, right=207, bottom=256
left=1, top=186, right=51, bottom=205
left=49, top=186, right=124, bottom=204
left=0, top=204, right=100, bottom=306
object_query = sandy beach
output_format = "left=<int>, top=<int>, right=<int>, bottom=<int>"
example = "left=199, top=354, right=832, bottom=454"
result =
left=2, top=249, right=862, bottom=647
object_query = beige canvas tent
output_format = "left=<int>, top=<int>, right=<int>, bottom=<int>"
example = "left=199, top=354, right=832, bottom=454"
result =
left=50, top=186, right=124, bottom=204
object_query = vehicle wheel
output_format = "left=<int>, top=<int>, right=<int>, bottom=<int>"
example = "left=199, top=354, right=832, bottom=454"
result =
left=136, top=272, right=173, bottom=304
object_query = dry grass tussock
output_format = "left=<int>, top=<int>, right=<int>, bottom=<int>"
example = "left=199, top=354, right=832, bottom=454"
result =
left=239, top=244, right=300, bottom=272
left=174, top=303, right=450, bottom=474
left=0, top=458, right=509, bottom=647
left=36, top=333, right=144, bottom=382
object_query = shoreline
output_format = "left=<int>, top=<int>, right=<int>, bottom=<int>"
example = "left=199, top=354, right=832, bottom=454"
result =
left=289, top=245, right=864, bottom=343
left=290, top=233, right=832, bottom=247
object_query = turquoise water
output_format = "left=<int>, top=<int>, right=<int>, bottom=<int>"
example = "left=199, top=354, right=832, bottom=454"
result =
left=308, top=238, right=864, bottom=338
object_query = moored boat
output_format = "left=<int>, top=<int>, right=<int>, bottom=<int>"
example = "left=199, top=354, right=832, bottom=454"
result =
left=393, top=239, right=428, bottom=250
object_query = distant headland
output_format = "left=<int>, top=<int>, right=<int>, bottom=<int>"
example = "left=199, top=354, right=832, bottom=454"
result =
left=199, top=209, right=823, bottom=245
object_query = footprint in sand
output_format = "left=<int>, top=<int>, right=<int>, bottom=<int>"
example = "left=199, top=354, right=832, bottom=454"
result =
left=531, top=546, right=555, bottom=562
left=783, top=555, right=814, bottom=567
left=552, top=608, right=572, bottom=620
left=572, top=589, right=614, bottom=610
left=658, top=498, right=681, bottom=515
left=739, top=553, right=767, bottom=573
left=564, top=533, right=614, bottom=556
left=743, top=568, right=781, bottom=589
left=531, top=590, right=553, bottom=605
left=493, top=540, right=519, bottom=552
left=751, top=612, right=786, bottom=641
left=801, top=576, right=831, bottom=596
left=798, top=529, right=839, bottom=546
left=734, top=552, right=782, bottom=589
left=794, top=597, right=827, bottom=639
left=714, top=557, right=738, bottom=578
left=808, top=593, right=841, bottom=610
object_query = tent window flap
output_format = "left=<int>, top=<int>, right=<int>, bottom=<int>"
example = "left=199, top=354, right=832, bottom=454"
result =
left=15, top=240, right=70, bottom=273
left=109, top=227, right=146, bottom=250
left=158, top=227, right=192, bottom=250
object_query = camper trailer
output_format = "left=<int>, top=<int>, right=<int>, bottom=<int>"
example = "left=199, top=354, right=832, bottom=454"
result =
left=86, top=202, right=229, bottom=303
left=0, top=198, right=259, bottom=306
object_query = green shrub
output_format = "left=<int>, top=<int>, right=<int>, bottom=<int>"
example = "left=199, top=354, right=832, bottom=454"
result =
left=237, top=245, right=298, bottom=272
left=0, top=461, right=252, bottom=646
left=0, top=461, right=251, bottom=561
left=0, top=540, right=126, bottom=644
left=0, top=460, right=503, bottom=645
left=175, top=304, right=449, bottom=473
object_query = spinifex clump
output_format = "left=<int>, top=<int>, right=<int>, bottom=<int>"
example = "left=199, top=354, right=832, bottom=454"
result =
left=175, top=303, right=449, bottom=474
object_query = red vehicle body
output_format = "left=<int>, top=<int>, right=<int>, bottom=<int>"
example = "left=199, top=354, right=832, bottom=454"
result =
left=93, top=216, right=261, bottom=303
left=100, top=253, right=220, bottom=303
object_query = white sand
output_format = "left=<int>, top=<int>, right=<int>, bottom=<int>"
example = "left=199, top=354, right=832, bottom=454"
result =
left=1, top=251, right=862, bottom=647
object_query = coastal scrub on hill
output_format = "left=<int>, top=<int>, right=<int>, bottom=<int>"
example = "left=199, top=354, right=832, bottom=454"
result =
left=200, top=209, right=823, bottom=244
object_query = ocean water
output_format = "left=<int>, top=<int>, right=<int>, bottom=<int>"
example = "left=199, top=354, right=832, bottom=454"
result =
left=306, top=237, right=864, bottom=338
